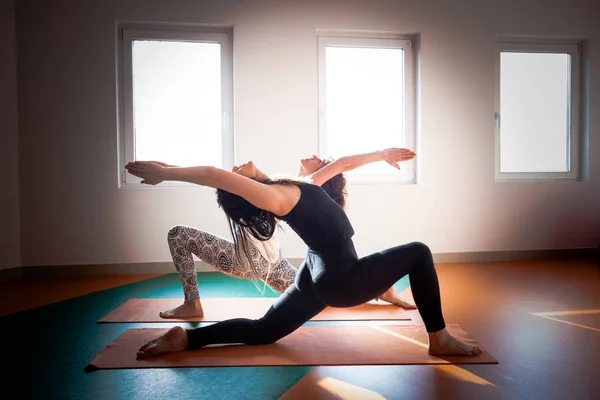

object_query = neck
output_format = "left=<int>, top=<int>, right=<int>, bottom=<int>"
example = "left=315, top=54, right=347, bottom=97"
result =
left=297, top=167, right=308, bottom=177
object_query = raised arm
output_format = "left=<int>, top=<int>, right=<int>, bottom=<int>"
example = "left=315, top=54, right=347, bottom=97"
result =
left=309, top=148, right=415, bottom=186
left=231, top=161, right=270, bottom=182
left=125, top=162, right=295, bottom=216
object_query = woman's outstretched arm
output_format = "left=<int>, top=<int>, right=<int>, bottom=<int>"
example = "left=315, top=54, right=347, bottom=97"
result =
left=309, top=148, right=416, bottom=186
left=125, top=162, right=296, bottom=216
left=231, top=161, right=270, bottom=181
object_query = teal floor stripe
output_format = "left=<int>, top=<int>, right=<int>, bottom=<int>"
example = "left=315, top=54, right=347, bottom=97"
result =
left=4, top=272, right=409, bottom=400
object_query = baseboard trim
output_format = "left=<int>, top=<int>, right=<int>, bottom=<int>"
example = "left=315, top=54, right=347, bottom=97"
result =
left=19, top=262, right=216, bottom=279
left=17, top=259, right=306, bottom=279
left=433, top=247, right=597, bottom=263
left=0, top=267, right=23, bottom=283
left=2, top=247, right=596, bottom=281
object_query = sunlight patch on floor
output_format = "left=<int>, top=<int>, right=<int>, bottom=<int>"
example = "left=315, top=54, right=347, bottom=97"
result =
left=370, top=325, right=428, bottom=349
left=370, top=325, right=496, bottom=387
left=531, top=309, right=600, bottom=333
left=433, top=365, right=496, bottom=387
left=316, top=377, right=388, bottom=400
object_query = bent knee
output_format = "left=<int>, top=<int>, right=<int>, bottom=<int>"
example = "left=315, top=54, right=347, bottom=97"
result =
left=251, top=335, right=279, bottom=345
left=168, top=225, right=187, bottom=239
left=249, top=328, right=284, bottom=345
left=409, top=241, right=433, bottom=260
left=248, top=320, right=290, bottom=345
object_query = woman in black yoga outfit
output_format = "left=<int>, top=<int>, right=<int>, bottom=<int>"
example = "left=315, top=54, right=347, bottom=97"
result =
left=126, top=149, right=481, bottom=358
left=156, top=150, right=415, bottom=320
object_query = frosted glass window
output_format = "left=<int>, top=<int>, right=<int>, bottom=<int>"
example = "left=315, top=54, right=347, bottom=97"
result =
left=132, top=40, right=222, bottom=167
left=494, top=40, right=581, bottom=182
left=500, top=52, right=570, bottom=173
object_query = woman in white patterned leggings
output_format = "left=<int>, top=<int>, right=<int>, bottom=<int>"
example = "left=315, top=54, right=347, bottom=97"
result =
left=160, top=150, right=417, bottom=319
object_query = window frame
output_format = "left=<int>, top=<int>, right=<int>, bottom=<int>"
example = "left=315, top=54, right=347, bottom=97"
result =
left=494, top=39, right=581, bottom=182
left=317, top=33, right=417, bottom=185
left=116, top=24, right=234, bottom=188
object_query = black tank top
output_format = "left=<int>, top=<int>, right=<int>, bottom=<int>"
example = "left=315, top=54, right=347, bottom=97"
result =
left=280, top=183, right=357, bottom=281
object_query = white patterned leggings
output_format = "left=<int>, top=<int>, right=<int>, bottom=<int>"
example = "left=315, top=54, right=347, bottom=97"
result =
left=167, top=225, right=298, bottom=301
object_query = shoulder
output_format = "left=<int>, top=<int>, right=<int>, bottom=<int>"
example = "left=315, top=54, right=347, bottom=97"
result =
left=297, top=181, right=318, bottom=189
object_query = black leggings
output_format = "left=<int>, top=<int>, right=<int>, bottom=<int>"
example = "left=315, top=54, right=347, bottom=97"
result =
left=186, top=242, right=445, bottom=348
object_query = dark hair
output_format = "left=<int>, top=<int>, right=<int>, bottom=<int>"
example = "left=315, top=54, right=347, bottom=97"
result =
left=216, top=177, right=304, bottom=290
left=320, top=173, right=347, bottom=210
left=215, top=173, right=347, bottom=290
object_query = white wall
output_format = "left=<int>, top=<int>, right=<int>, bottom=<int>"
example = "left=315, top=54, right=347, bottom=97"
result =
left=0, top=0, right=21, bottom=271
left=16, top=0, right=600, bottom=267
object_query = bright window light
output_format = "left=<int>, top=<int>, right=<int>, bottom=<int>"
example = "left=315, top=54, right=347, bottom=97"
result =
left=117, top=26, right=233, bottom=187
left=318, top=35, right=415, bottom=184
left=132, top=40, right=222, bottom=167
left=325, top=46, right=405, bottom=176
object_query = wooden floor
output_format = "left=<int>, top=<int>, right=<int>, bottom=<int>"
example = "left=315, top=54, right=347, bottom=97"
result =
left=282, top=259, right=600, bottom=399
left=0, top=274, right=162, bottom=317
left=2, top=259, right=599, bottom=400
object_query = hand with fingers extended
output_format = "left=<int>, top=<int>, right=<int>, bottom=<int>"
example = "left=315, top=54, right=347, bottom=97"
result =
left=125, top=161, right=167, bottom=185
left=148, top=161, right=177, bottom=168
left=382, top=148, right=416, bottom=170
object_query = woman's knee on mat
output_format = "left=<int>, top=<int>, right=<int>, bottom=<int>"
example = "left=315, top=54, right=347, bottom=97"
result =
left=245, top=320, right=292, bottom=345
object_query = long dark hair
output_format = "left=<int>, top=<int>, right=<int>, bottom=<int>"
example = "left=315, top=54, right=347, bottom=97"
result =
left=216, top=173, right=348, bottom=290
left=216, top=177, right=303, bottom=291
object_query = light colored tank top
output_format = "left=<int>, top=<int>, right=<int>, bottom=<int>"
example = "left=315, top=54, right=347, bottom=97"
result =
left=247, top=227, right=281, bottom=265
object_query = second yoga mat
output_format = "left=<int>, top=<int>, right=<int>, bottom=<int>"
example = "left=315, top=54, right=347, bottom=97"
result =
left=98, top=298, right=412, bottom=323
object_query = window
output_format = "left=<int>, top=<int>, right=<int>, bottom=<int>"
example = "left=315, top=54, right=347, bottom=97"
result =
left=117, top=25, right=233, bottom=186
left=318, top=34, right=416, bottom=184
left=495, top=40, right=581, bottom=182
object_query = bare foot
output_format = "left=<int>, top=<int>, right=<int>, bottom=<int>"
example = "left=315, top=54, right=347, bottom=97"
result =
left=428, top=328, right=481, bottom=356
left=159, top=300, right=204, bottom=319
left=377, top=288, right=417, bottom=309
left=136, top=326, right=189, bottom=359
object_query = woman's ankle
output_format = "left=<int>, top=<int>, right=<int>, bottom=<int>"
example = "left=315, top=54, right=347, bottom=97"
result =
left=427, top=327, right=449, bottom=343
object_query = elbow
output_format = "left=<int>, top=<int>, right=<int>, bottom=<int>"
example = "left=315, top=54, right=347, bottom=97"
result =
left=183, top=165, right=218, bottom=186
left=204, top=165, right=218, bottom=177
left=203, top=166, right=220, bottom=186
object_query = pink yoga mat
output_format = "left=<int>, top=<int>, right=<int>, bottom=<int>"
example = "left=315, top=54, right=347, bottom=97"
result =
left=98, top=298, right=412, bottom=323
left=85, top=324, right=497, bottom=371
